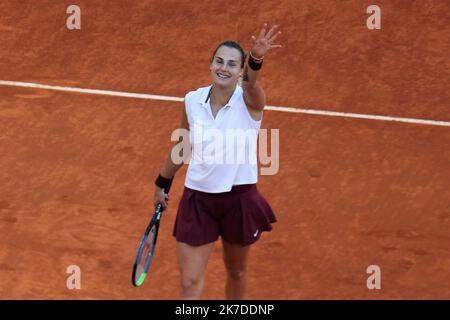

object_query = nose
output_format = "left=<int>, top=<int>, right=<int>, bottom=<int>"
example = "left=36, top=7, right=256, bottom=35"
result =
left=217, top=64, right=229, bottom=73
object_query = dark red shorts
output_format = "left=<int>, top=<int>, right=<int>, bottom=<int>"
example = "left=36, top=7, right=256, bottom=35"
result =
left=173, top=184, right=277, bottom=246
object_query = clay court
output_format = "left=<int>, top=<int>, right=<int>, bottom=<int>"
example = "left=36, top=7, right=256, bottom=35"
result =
left=1, top=0, right=449, bottom=299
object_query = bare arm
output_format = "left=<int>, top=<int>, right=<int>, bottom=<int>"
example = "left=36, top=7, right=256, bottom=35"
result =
left=154, top=104, right=190, bottom=209
left=159, top=147, right=184, bottom=179
left=242, top=24, right=282, bottom=115
left=159, top=103, right=190, bottom=178
left=242, top=57, right=266, bottom=112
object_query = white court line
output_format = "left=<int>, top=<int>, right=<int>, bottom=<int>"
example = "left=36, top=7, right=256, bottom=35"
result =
left=0, top=80, right=184, bottom=102
left=263, top=106, right=450, bottom=127
left=1, top=79, right=450, bottom=127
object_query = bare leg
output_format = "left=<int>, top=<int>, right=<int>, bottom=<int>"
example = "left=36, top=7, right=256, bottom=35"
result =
left=176, top=241, right=215, bottom=300
left=222, top=239, right=251, bottom=300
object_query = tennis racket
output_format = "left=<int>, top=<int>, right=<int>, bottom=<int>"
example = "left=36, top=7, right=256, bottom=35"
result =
left=131, top=194, right=167, bottom=287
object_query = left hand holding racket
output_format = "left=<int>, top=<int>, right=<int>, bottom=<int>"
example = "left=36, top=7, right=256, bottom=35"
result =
left=131, top=182, right=172, bottom=287
left=154, top=186, right=170, bottom=210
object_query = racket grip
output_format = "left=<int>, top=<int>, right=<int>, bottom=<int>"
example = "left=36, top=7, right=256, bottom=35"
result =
left=155, top=203, right=163, bottom=212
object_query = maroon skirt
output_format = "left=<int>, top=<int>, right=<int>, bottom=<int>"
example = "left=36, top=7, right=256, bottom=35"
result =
left=173, top=184, right=276, bottom=246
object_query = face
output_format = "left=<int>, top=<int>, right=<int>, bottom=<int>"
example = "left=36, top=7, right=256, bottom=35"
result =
left=210, top=46, right=243, bottom=88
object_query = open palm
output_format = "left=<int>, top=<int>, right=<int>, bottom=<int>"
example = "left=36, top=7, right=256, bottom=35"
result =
left=250, top=23, right=282, bottom=58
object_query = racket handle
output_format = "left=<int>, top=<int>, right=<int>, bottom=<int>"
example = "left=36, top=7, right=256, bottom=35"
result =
left=155, top=203, right=163, bottom=212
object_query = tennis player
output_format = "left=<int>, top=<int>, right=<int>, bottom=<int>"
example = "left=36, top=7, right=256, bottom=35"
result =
left=154, top=23, right=281, bottom=300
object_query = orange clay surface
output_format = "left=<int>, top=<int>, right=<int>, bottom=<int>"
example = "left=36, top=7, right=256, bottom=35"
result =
left=0, top=0, right=449, bottom=299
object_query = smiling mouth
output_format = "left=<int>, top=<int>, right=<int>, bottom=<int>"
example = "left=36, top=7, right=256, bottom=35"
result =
left=216, top=72, right=230, bottom=79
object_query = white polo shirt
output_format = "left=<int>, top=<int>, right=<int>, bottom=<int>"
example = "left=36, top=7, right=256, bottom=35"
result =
left=184, top=84, right=262, bottom=193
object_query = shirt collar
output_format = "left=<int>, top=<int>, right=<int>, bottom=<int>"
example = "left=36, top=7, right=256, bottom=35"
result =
left=199, top=84, right=240, bottom=109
